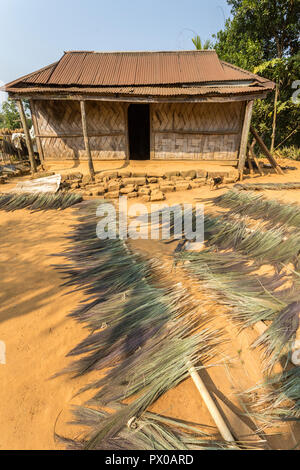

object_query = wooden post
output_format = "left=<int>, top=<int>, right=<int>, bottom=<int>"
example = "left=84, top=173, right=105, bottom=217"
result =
left=30, top=100, right=45, bottom=168
left=247, top=142, right=264, bottom=176
left=238, top=100, right=254, bottom=180
left=16, top=99, right=37, bottom=173
left=80, top=100, right=95, bottom=181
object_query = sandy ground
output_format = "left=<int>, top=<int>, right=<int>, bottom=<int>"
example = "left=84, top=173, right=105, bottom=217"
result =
left=1, top=159, right=300, bottom=450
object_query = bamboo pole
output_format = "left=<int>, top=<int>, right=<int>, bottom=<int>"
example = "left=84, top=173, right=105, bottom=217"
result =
left=16, top=99, right=37, bottom=173
left=247, top=142, right=264, bottom=176
left=80, top=100, right=95, bottom=181
left=250, top=126, right=284, bottom=175
left=29, top=99, right=45, bottom=168
left=187, top=363, right=236, bottom=444
left=238, top=100, right=254, bottom=180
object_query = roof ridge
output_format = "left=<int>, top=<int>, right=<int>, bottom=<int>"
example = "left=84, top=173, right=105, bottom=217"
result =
left=64, top=50, right=216, bottom=54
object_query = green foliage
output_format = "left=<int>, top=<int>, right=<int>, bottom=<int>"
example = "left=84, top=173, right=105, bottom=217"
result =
left=213, top=20, right=264, bottom=70
left=192, top=35, right=213, bottom=50
left=0, top=100, right=20, bottom=129
left=225, top=0, right=300, bottom=59
left=279, top=146, right=300, bottom=160
left=210, top=0, right=300, bottom=148
left=0, top=99, right=31, bottom=130
left=252, top=54, right=300, bottom=146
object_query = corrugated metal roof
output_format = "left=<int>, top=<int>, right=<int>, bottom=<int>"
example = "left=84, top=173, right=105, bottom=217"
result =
left=4, top=50, right=275, bottom=96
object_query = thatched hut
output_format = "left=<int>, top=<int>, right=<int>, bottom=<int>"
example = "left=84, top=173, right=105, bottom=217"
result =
left=4, top=50, right=274, bottom=174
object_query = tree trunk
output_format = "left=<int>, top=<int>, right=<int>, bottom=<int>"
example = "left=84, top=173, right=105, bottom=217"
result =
left=270, top=83, right=278, bottom=154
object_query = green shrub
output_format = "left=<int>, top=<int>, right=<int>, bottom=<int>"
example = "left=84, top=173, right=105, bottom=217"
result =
left=278, top=146, right=300, bottom=161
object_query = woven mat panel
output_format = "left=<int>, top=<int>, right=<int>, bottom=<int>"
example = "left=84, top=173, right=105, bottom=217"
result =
left=86, top=102, right=126, bottom=132
left=41, top=135, right=126, bottom=160
left=152, top=102, right=243, bottom=132
left=35, top=100, right=82, bottom=135
left=89, top=135, right=126, bottom=159
left=154, top=132, right=239, bottom=160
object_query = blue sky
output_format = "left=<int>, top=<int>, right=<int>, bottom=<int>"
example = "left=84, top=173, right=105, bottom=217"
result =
left=1, top=0, right=231, bottom=102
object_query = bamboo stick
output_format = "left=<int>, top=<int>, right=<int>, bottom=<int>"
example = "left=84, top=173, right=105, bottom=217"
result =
left=250, top=126, right=284, bottom=175
left=187, top=363, right=236, bottom=443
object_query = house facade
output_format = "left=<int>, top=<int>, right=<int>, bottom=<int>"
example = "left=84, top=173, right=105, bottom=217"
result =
left=4, top=50, right=274, bottom=171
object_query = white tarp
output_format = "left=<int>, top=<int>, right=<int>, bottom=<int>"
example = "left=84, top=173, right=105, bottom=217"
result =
left=13, top=174, right=61, bottom=193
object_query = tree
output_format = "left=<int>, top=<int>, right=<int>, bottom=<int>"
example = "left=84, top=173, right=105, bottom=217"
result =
left=226, top=0, right=300, bottom=59
left=0, top=99, right=31, bottom=130
left=252, top=54, right=300, bottom=148
left=192, top=36, right=213, bottom=50
left=212, top=0, right=300, bottom=148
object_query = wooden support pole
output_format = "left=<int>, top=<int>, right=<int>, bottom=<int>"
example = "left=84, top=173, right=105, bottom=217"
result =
left=247, top=142, right=264, bottom=176
left=29, top=100, right=45, bottom=168
left=247, top=149, right=254, bottom=176
left=16, top=99, right=37, bottom=173
left=238, top=100, right=254, bottom=180
left=250, top=126, right=284, bottom=175
left=80, top=100, right=95, bottom=181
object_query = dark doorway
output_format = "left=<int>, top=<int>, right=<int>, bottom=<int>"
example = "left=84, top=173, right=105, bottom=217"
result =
left=128, top=104, right=150, bottom=160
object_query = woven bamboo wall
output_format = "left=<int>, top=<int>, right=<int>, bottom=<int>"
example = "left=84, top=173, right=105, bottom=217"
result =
left=151, top=102, right=244, bottom=160
left=34, top=100, right=127, bottom=160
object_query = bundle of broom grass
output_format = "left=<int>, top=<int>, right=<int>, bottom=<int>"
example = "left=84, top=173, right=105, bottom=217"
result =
left=234, top=182, right=300, bottom=191
left=57, top=200, right=232, bottom=450
left=216, top=190, right=300, bottom=230
left=176, top=198, right=300, bottom=426
left=0, top=191, right=82, bottom=211
left=204, top=214, right=300, bottom=267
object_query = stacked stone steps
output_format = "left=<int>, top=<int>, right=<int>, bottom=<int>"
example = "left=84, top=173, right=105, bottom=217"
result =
left=61, top=168, right=238, bottom=201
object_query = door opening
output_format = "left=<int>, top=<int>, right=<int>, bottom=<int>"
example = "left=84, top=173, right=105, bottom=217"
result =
left=128, top=104, right=150, bottom=160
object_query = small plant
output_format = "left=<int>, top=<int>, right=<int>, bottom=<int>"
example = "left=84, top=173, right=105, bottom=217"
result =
left=277, top=146, right=300, bottom=161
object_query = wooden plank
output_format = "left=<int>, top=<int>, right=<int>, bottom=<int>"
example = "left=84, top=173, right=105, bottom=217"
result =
left=238, top=100, right=253, bottom=179
left=16, top=99, right=37, bottom=173
left=10, top=92, right=269, bottom=104
left=80, top=100, right=95, bottom=180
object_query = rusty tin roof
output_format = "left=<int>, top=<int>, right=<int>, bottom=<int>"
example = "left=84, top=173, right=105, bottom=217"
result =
left=4, top=50, right=274, bottom=98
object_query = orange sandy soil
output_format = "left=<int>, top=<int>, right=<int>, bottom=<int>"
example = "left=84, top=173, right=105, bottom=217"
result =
left=0, top=159, right=300, bottom=450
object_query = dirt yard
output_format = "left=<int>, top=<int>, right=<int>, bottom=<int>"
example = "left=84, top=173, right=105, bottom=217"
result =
left=1, top=160, right=300, bottom=449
